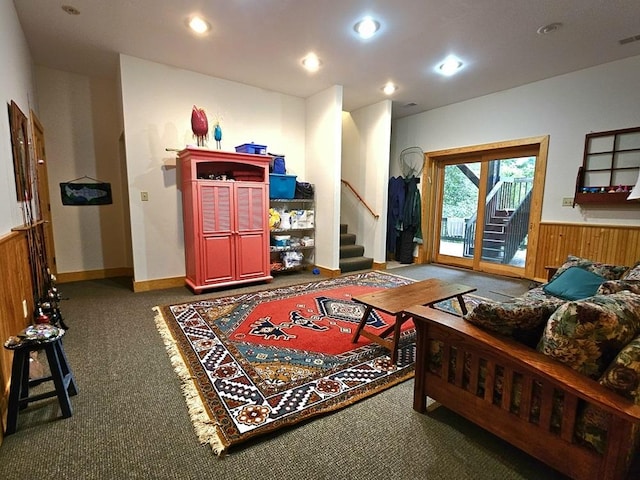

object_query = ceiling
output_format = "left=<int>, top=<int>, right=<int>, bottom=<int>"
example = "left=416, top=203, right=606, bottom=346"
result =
left=13, top=0, right=640, bottom=119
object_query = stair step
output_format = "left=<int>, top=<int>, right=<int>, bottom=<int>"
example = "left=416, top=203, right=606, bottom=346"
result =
left=485, top=224, right=505, bottom=232
left=483, top=232, right=505, bottom=240
left=340, top=244, right=365, bottom=259
left=481, top=248, right=504, bottom=258
left=482, top=239, right=505, bottom=247
left=340, top=224, right=348, bottom=234
left=340, top=233, right=357, bottom=246
left=339, top=256, right=373, bottom=273
left=492, top=210, right=512, bottom=217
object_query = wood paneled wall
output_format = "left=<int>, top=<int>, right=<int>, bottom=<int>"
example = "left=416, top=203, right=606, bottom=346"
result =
left=532, top=222, right=640, bottom=281
left=0, top=231, right=33, bottom=444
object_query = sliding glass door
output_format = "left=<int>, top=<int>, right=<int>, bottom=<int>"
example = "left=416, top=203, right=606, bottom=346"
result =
left=433, top=143, right=542, bottom=277
left=438, top=162, right=480, bottom=266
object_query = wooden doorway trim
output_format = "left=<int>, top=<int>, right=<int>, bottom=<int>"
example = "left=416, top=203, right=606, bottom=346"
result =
left=30, top=111, right=57, bottom=275
left=419, top=135, right=549, bottom=279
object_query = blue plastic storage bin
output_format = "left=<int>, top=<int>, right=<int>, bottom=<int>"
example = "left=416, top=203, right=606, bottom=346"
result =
left=269, top=174, right=297, bottom=199
left=235, top=143, right=267, bottom=155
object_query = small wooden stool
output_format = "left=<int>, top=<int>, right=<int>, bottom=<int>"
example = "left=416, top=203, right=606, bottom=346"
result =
left=4, top=324, right=78, bottom=435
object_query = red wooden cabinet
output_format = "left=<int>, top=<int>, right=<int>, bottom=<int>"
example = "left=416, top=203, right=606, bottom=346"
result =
left=179, top=148, right=272, bottom=292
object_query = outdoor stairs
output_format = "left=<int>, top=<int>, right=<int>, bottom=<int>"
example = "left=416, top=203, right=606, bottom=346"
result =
left=469, top=209, right=513, bottom=262
left=339, top=224, right=373, bottom=273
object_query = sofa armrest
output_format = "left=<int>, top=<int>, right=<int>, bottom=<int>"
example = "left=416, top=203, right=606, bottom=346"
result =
left=407, top=304, right=640, bottom=423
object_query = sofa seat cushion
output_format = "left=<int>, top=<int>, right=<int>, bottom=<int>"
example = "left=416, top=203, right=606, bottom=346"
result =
left=575, top=336, right=640, bottom=454
left=600, top=335, right=640, bottom=400
left=622, top=261, right=640, bottom=281
left=596, top=279, right=640, bottom=296
left=465, top=299, right=559, bottom=347
left=542, top=266, right=605, bottom=300
left=519, top=285, right=565, bottom=304
left=551, top=255, right=629, bottom=282
left=537, top=291, right=640, bottom=379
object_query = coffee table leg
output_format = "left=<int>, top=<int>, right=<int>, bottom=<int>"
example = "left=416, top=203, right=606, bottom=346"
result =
left=457, top=295, right=468, bottom=315
left=390, top=312, right=404, bottom=364
left=352, top=304, right=373, bottom=343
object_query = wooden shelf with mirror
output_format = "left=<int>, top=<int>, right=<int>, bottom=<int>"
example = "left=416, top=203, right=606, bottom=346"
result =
left=574, top=126, right=640, bottom=205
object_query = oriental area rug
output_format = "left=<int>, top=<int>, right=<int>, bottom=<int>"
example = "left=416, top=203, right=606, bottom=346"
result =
left=153, top=271, right=417, bottom=455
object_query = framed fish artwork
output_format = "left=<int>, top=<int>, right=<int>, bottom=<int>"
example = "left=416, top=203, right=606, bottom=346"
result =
left=59, top=178, right=112, bottom=205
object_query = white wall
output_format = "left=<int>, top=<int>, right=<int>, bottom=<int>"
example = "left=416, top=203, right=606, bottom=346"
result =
left=0, top=0, right=37, bottom=234
left=341, top=100, right=392, bottom=264
left=392, top=54, right=640, bottom=227
left=35, top=67, right=129, bottom=274
left=305, top=86, right=343, bottom=271
left=119, top=55, right=307, bottom=282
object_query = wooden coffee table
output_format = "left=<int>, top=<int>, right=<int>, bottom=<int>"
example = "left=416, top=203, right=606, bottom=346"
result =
left=351, top=278, right=476, bottom=363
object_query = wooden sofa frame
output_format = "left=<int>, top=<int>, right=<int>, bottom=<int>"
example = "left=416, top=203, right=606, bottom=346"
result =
left=407, top=304, right=640, bottom=480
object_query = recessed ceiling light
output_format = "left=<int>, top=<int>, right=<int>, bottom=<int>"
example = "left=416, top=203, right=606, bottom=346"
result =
left=436, top=56, right=464, bottom=76
left=382, top=82, right=397, bottom=95
left=301, top=53, right=321, bottom=72
left=537, top=22, right=562, bottom=35
left=354, top=17, right=380, bottom=39
left=188, top=15, right=211, bottom=34
left=62, top=5, right=80, bottom=15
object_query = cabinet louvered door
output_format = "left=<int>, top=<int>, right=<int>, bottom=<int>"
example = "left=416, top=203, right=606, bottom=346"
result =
left=199, top=183, right=235, bottom=284
left=234, top=183, right=269, bottom=280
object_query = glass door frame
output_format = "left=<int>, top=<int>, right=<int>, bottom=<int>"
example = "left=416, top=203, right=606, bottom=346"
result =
left=418, top=136, right=549, bottom=280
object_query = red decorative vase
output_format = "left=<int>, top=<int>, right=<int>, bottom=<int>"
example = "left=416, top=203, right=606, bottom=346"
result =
left=191, top=106, right=208, bottom=146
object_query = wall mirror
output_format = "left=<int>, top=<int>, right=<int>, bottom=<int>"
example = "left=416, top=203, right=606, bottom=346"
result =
left=9, top=100, right=32, bottom=201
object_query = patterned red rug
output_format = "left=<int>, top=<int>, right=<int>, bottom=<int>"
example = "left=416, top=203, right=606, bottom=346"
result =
left=153, top=271, right=416, bottom=454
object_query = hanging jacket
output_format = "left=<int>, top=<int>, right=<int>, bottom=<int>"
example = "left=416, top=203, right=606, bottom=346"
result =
left=387, top=176, right=405, bottom=253
left=402, top=176, right=423, bottom=244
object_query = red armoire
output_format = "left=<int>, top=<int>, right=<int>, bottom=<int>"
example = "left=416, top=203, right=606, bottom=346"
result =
left=179, top=147, right=272, bottom=292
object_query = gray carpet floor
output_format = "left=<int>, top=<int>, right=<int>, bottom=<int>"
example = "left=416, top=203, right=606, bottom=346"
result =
left=0, top=264, right=570, bottom=479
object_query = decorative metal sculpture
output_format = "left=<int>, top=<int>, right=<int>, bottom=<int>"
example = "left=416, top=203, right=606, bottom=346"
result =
left=214, top=122, right=222, bottom=149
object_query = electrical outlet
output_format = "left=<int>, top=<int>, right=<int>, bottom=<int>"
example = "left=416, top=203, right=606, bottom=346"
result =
left=141, top=192, right=149, bottom=201
left=562, top=197, right=574, bottom=207
left=22, top=299, right=28, bottom=318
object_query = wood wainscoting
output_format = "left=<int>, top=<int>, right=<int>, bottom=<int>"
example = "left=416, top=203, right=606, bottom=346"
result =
left=532, top=222, right=640, bottom=281
left=0, top=231, right=34, bottom=444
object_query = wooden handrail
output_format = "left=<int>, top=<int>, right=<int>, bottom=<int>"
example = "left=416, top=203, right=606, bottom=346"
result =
left=340, top=179, right=379, bottom=219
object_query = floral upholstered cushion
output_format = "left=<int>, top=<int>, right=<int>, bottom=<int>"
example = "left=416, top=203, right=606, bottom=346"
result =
left=551, top=255, right=629, bottom=282
left=465, top=299, right=559, bottom=347
left=537, top=291, right=640, bottom=379
left=622, top=261, right=640, bottom=281
left=575, top=336, right=640, bottom=454
left=596, top=279, right=640, bottom=295
left=600, top=335, right=640, bottom=401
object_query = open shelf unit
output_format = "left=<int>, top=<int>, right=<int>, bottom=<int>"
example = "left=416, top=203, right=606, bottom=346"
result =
left=574, top=126, right=640, bottom=205
left=269, top=197, right=315, bottom=273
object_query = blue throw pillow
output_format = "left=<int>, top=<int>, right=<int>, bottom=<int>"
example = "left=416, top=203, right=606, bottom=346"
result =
left=543, top=266, right=605, bottom=300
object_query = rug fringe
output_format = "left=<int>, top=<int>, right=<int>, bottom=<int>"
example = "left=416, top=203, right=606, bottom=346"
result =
left=153, top=306, right=227, bottom=455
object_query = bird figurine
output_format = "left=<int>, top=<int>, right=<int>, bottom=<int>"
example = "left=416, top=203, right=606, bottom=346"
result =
left=191, top=106, right=208, bottom=146
left=214, top=122, right=222, bottom=149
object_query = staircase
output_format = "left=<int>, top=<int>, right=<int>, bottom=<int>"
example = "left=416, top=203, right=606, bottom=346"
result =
left=339, top=224, right=373, bottom=273
left=480, top=208, right=512, bottom=261
left=466, top=208, right=513, bottom=262
left=463, top=181, right=532, bottom=265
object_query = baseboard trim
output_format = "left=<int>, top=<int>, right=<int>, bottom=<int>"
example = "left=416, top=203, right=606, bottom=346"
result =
left=133, top=276, right=185, bottom=292
left=56, top=267, right=134, bottom=284
left=315, top=265, right=341, bottom=278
